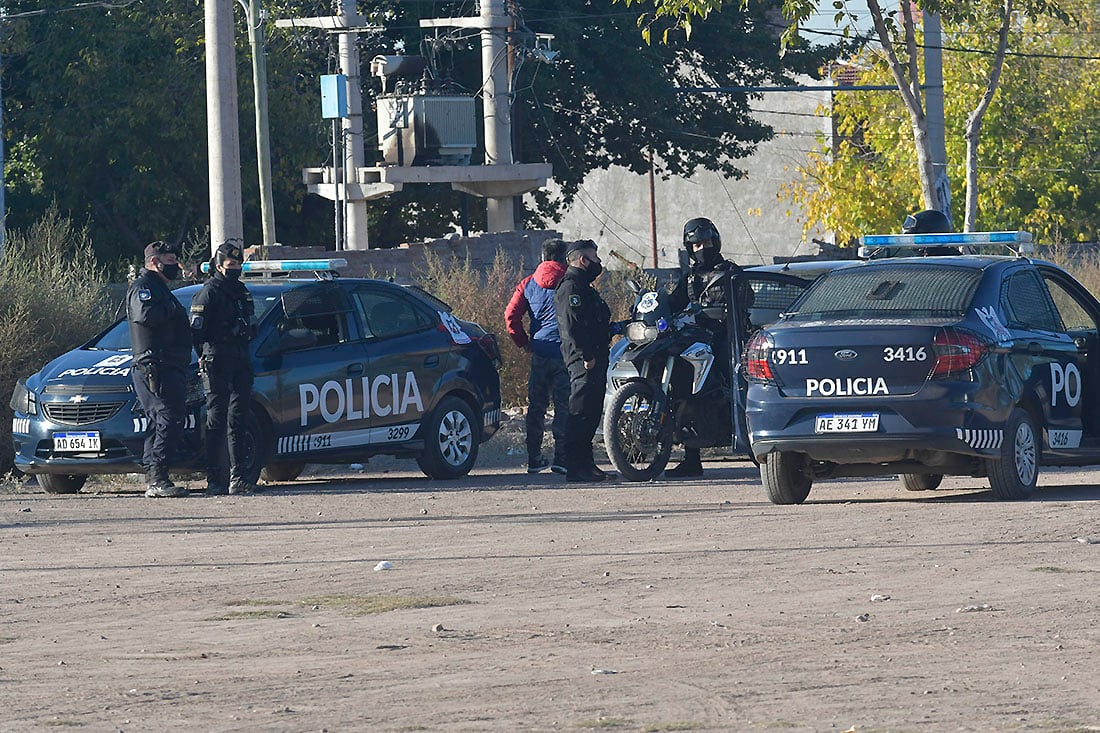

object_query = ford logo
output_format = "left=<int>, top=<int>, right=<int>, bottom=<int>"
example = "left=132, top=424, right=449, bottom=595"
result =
left=834, top=349, right=858, bottom=361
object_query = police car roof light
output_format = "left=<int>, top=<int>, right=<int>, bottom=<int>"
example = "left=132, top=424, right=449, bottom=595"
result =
left=199, top=259, right=348, bottom=276
left=858, top=231, right=1034, bottom=258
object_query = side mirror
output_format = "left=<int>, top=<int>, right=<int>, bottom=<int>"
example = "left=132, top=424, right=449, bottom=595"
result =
left=279, top=327, right=317, bottom=352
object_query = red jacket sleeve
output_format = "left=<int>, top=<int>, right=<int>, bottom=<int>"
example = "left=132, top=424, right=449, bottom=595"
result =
left=504, top=275, right=532, bottom=349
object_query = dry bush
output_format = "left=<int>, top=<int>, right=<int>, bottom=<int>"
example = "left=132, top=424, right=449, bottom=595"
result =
left=1043, top=245, right=1100, bottom=297
left=0, top=209, right=112, bottom=474
left=408, top=250, right=635, bottom=408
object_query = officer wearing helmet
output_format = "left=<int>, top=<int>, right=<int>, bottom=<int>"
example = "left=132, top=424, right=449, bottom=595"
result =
left=902, top=208, right=960, bottom=256
left=190, top=241, right=257, bottom=495
left=666, top=217, right=742, bottom=478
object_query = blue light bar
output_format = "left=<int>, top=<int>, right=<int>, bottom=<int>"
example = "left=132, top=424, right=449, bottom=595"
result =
left=200, top=258, right=348, bottom=274
left=860, top=231, right=1033, bottom=247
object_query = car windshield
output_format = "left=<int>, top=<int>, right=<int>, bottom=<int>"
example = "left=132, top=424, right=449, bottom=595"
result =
left=785, top=264, right=981, bottom=321
left=87, top=288, right=281, bottom=351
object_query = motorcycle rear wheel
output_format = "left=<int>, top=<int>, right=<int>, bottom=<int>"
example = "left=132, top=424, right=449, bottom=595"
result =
left=603, top=380, right=673, bottom=482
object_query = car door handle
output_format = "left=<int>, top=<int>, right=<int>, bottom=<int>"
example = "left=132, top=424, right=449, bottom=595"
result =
left=424, top=355, right=440, bottom=368
left=347, top=363, right=364, bottom=377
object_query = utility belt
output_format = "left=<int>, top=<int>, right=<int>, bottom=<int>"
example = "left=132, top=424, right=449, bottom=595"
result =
left=134, top=357, right=185, bottom=395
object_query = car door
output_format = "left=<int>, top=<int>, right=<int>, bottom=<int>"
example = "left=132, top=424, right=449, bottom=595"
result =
left=1000, top=267, right=1086, bottom=459
left=349, top=283, right=451, bottom=448
left=260, top=283, right=371, bottom=459
left=1036, top=265, right=1100, bottom=453
left=729, top=270, right=817, bottom=454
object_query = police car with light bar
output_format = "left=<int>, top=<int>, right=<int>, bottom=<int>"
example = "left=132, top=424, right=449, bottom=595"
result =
left=745, top=231, right=1100, bottom=503
left=10, top=259, right=502, bottom=493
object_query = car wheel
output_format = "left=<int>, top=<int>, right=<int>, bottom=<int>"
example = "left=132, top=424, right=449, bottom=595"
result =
left=761, top=451, right=812, bottom=505
left=260, top=462, right=305, bottom=483
left=416, top=396, right=479, bottom=479
left=985, top=408, right=1038, bottom=500
left=38, top=473, right=87, bottom=494
left=239, top=408, right=273, bottom=486
left=900, top=473, right=943, bottom=491
left=603, top=380, right=672, bottom=482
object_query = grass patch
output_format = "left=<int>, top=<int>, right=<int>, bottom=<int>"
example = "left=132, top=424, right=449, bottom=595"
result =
left=208, top=609, right=292, bottom=621
left=225, top=598, right=292, bottom=607
left=43, top=720, right=84, bottom=727
left=301, top=595, right=468, bottom=616
left=577, top=719, right=630, bottom=729
left=643, top=724, right=701, bottom=732
left=1030, top=566, right=1080, bottom=573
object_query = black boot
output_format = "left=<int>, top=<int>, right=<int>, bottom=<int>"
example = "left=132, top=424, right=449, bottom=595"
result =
left=145, top=470, right=188, bottom=498
left=665, top=448, right=704, bottom=478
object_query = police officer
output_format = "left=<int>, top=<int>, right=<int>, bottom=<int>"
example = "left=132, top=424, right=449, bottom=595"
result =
left=903, top=208, right=960, bottom=256
left=190, top=242, right=256, bottom=495
left=555, top=239, right=613, bottom=483
left=665, top=217, right=742, bottom=478
left=127, top=241, right=191, bottom=498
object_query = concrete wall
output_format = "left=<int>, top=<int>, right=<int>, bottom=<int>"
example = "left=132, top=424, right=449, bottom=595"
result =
left=550, top=86, right=833, bottom=269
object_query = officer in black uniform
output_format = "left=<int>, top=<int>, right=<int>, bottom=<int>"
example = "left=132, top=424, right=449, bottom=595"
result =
left=190, top=241, right=256, bottom=495
left=127, top=241, right=191, bottom=498
left=666, top=217, right=742, bottom=478
left=555, top=239, right=613, bottom=483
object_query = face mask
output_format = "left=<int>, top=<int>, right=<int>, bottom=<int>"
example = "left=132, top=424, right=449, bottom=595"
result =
left=586, top=260, right=603, bottom=278
left=160, top=262, right=181, bottom=280
left=222, top=268, right=242, bottom=281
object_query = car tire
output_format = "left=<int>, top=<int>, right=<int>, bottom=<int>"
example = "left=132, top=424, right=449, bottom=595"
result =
left=38, top=473, right=88, bottom=494
left=761, top=451, right=812, bottom=505
left=900, top=473, right=943, bottom=491
left=260, top=462, right=305, bottom=483
left=417, top=396, right=479, bottom=479
left=985, top=408, right=1038, bottom=500
left=603, top=380, right=672, bottom=482
left=239, top=408, right=273, bottom=486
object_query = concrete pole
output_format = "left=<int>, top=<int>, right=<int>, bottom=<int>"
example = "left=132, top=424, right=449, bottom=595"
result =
left=0, top=52, right=6, bottom=260
left=481, top=0, right=515, bottom=232
left=338, top=0, right=369, bottom=249
left=205, top=0, right=245, bottom=255
left=245, top=0, right=277, bottom=249
left=923, top=10, right=952, bottom=220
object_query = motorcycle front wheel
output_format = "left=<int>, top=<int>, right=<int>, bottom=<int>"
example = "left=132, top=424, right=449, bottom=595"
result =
left=603, top=380, right=673, bottom=482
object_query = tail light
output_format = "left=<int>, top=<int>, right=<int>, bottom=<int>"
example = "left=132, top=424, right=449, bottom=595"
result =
left=932, top=328, right=989, bottom=377
left=744, top=331, right=775, bottom=382
left=476, top=333, right=502, bottom=367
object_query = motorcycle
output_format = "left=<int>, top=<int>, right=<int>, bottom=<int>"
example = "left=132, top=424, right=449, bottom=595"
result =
left=602, top=272, right=735, bottom=481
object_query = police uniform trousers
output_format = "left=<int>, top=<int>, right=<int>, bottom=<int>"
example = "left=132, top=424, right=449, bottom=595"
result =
left=564, top=358, right=608, bottom=472
left=527, top=354, right=570, bottom=465
left=204, top=353, right=254, bottom=484
left=131, top=362, right=187, bottom=479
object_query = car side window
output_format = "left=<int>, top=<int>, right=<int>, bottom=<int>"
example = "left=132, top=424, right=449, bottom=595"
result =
left=1003, top=270, right=1065, bottom=333
left=275, top=284, right=355, bottom=351
left=1043, top=276, right=1097, bottom=332
left=352, top=288, right=434, bottom=340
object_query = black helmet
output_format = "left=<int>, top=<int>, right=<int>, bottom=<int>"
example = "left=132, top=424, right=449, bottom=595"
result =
left=683, top=217, right=721, bottom=268
left=902, top=209, right=952, bottom=234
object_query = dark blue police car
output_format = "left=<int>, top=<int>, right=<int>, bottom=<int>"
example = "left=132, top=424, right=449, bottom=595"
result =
left=744, top=232, right=1100, bottom=503
left=10, top=260, right=502, bottom=492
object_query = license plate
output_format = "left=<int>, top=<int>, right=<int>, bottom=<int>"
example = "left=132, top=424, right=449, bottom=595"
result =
left=53, top=431, right=101, bottom=452
left=815, top=413, right=879, bottom=433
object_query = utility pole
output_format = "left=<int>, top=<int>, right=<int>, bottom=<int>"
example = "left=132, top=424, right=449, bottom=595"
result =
left=239, top=0, right=277, bottom=250
left=479, top=0, right=515, bottom=232
left=923, top=10, right=951, bottom=220
left=205, top=0, right=245, bottom=255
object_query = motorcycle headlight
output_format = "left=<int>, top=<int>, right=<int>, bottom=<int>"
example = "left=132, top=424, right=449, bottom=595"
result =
left=625, top=322, right=659, bottom=344
left=10, top=379, right=37, bottom=416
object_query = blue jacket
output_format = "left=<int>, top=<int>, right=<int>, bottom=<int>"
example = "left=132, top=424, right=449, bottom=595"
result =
left=504, top=261, right=567, bottom=360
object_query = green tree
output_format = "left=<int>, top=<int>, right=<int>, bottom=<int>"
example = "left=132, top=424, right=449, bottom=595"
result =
left=781, top=10, right=1100, bottom=242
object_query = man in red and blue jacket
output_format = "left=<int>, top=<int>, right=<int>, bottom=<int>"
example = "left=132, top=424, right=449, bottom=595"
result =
left=504, top=238, right=569, bottom=474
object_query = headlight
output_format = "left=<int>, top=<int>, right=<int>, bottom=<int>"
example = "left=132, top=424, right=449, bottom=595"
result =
left=625, top=322, right=658, bottom=344
left=10, top=379, right=37, bottom=416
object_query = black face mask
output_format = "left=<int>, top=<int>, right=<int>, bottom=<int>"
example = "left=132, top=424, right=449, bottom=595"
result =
left=586, top=260, right=603, bottom=279
left=160, top=262, right=181, bottom=280
left=222, top=268, right=241, bottom=281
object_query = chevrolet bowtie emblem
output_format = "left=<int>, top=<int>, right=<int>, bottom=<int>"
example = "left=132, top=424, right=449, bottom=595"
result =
left=69, top=395, right=88, bottom=403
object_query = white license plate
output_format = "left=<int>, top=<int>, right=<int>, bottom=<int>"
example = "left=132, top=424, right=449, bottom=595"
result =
left=53, top=431, right=101, bottom=452
left=815, top=413, right=879, bottom=433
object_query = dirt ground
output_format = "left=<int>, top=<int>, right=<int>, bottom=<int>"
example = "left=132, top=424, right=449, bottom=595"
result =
left=4, top=424, right=1100, bottom=731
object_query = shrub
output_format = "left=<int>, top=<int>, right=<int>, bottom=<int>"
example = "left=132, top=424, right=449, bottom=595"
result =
left=0, top=210, right=112, bottom=474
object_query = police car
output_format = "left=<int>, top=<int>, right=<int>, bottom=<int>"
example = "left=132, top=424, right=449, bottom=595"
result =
left=745, top=232, right=1100, bottom=503
left=10, top=260, right=502, bottom=492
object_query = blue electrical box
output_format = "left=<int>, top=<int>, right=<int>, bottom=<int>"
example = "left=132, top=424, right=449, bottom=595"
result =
left=320, top=74, right=348, bottom=119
